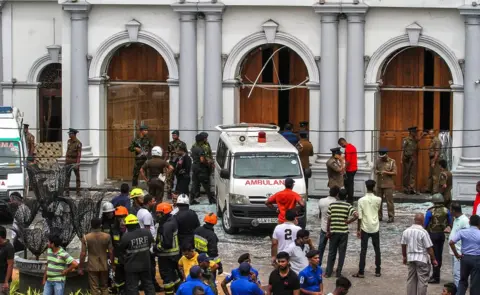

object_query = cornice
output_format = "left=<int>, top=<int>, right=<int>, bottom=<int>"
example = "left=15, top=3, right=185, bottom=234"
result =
left=1, top=82, right=41, bottom=89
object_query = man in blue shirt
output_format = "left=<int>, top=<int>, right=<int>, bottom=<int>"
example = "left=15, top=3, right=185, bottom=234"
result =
left=111, top=183, right=131, bottom=209
left=221, top=253, right=260, bottom=295
left=299, top=250, right=323, bottom=295
left=449, top=214, right=480, bottom=295
left=177, top=266, right=215, bottom=295
left=281, top=123, right=299, bottom=146
left=231, top=262, right=264, bottom=295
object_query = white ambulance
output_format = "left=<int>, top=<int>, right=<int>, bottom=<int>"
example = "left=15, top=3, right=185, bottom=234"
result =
left=214, top=123, right=311, bottom=234
left=0, top=107, right=29, bottom=214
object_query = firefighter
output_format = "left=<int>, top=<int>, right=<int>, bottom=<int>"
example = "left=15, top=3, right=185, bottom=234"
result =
left=175, top=194, right=200, bottom=249
left=154, top=203, right=181, bottom=295
left=194, top=213, right=222, bottom=275
left=111, top=206, right=128, bottom=294
left=101, top=201, right=115, bottom=235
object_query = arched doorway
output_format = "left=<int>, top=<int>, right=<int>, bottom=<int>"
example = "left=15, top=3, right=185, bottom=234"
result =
left=107, top=43, right=169, bottom=180
left=239, top=45, right=309, bottom=131
left=38, top=63, right=62, bottom=143
left=379, top=47, right=453, bottom=191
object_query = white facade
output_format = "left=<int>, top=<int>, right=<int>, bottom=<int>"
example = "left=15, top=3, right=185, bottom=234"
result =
left=1, top=0, right=479, bottom=200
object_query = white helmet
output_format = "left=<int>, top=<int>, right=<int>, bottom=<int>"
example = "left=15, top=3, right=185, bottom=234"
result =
left=152, top=146, right=163, bottom=157
left=102, top=201, right=115, bottom=213
left=177, top=194, right=190, bottom=205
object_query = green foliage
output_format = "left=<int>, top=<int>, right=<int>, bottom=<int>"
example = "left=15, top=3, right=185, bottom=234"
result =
left=9, top=280, right=91, bottom=295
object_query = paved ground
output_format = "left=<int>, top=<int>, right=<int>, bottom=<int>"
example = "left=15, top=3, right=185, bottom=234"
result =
left=3, top=196, right=473, bottom=295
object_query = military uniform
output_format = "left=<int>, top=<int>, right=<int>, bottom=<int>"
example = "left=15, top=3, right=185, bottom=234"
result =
left=191, top=134, right=215, bottom=204
left=65, top=128, right=82, bottom=195
left=402, top=127, right=418, bottom=193
left=326, top=148, right=344, bottom=188
left=427, top=136, right=442, bottom=193
left=24, top=124, right=35, bottom=156
left=128, top=131, right=153, bottom=187
left=142, top=158, right=169, bottom=202
left=439, top=169, right=453, bottom=209
left=165, top=131, right=187, bottom=197
left=375, top=151, right=397, bottom=221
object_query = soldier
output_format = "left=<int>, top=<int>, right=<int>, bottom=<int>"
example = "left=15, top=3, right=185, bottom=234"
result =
left=297, top=131, right=313, bottom=193
left=424, top=193, right=452, bottom=284
left=199, top=132, right=213, bottom=162
left=326, top=147, right=344, bottom=189
left=141, top=146, right=174, bottom=203
left=23, top=124, right=35, bottom=156
left=427, top=129, right=442, bottom=193
left=375, top=147, right=397, bottom=223
left=65, top=128, right=82, bottom=196
left=128, top=125, right=153, bottom=187
left=401, top=126, right=423, bottom=194
left=165, top=130, right=187, bottom=198
left=191, top=134, right=215, bottom=205
left=438, top=159, right=453, bottom=209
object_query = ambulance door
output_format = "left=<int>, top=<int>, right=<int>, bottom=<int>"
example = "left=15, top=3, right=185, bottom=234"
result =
left=215, top=139, right=229, bottom=215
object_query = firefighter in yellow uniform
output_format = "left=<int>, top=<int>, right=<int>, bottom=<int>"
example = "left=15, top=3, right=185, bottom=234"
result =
left=154, top=203, right=181, bottom=295
left=194, top=213, right=223, bottom=275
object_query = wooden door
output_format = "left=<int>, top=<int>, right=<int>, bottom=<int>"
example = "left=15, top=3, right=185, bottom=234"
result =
left=107, top=44, right=169, bottom=180
left=240, top=47, right=279, bottom=124
left=38, top=63, right=62, bottom=143
left=288, top=51, right=309, bottom=132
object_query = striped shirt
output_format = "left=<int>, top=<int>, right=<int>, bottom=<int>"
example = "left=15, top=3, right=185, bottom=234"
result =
left=46, top=248, right=75, bottom=281
left=327, top=201, right=356, bottom=233
left=400, top=224, right=433, bottom=264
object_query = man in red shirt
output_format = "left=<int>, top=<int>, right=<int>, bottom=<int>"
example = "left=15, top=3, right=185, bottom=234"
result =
left=338, top=138, right=358, bottom=204
left=265, top=177, right=306, bottom=224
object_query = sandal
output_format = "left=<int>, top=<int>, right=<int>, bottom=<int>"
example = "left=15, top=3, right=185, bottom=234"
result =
left=352, top=273, right=365, bottom=278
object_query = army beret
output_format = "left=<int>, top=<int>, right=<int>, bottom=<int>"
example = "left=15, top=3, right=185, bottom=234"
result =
left=407, top=126, right=417, bottom=132
left=195, top=134, right=204, bottom=142
left=139, top=125, right=148, bottom=130
left=171, top=130, right=179, bottom=135
left=200, top=132, right=208, bottom=138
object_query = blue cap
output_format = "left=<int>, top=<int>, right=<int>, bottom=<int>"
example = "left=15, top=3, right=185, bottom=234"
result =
left=197, top=253, right=211, bottom=263
left=239, top=262, right=251, bottom=273
left=190, top=265, right=203, bottom=278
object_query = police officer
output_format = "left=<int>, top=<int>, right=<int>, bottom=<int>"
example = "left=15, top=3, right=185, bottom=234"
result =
left=140, top=146, right=174, bottom=203
left=111, top=206, right=128, bottom=295
left=118, top=214, right=155, bottom=295
left=23, top=124, right=35, bottom=156
left=194, top=213, right=222, bottom=274
left=176, top=266, right=215, bottom=295
left=297, top=132, right=313, bottom=193
left=281, top=123, right=299, bottom=146
left=427, top=129, right=442, bottom=193
left=154, top=203, right=181, bottom=295
left=375, top=147, right=397, bottom=223
left=64, top=128, right=82, bottom=196
left=129, top=125, right=153, bottom=187
left=298, top=250, right=323, bottom=295
left=438, top=159, right=452, bottom=209
left=165, top=130, right=187, bottom=198
left=401, top=126, right=423, bottom=194
left=424, top=193, right=452, bottom=284
left=176, top=194, right=200, bottom=249
left=326, top=147, right=344, bottom=189
left=191, top=135, right=215, bottom=205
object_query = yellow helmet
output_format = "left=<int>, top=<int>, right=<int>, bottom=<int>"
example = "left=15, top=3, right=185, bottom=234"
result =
left=124, top=214, right=139, bottom=225
left=129, top=188, right=144, bottom=199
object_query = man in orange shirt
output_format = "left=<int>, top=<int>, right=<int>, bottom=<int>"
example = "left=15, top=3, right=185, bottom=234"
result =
left=265, top=177, right=306, bottom=224
left=338, top=138, right=358, bottom=205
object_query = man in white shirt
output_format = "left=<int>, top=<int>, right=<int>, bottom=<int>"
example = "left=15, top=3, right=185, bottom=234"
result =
left=401, top=213, right=438, bottom=295
left=318, top=186, right=339, bottom=266
left=353, top=180, right=382, bottom=278
left=271, top=209, right=301, bottom=265
left=284, top=229, right=314, bottom=274
left=449, top=203, right=470, bottom=288
left=136, top=195, right=156, bottom=238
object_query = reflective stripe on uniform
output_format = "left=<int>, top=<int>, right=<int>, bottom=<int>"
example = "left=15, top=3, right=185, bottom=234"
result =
left=157, top=230, right=180, bottom=255
left=114, top=257, right=119, bottom=264
left=126, top=246, right=149, bottom=254
left=212, top=257, right=221, bottom=264
left=113, top=235, right=120, bottom=241
left=194, top=235, right=208, bottom=253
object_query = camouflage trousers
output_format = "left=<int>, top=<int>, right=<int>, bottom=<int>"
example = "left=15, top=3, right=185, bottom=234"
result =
left=165, top=169, right=174, bottom=197
left=132, top=158, right=146, bottom=187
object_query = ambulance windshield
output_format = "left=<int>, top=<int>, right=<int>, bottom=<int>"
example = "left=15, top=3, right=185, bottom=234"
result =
left=0, top=141, right=21, bottom=168
left=233, top=152, right=302, bottom=178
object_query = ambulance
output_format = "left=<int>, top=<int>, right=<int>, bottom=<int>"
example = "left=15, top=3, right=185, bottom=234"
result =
left=214, top=123, right=311, bottom=234
left=0, top=107, right=29, bottom=215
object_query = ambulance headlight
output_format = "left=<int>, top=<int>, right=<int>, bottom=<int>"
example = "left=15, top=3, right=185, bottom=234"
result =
left=229, top=194, right=249, bottom=205
left=300, top=194, right=308, bottom=202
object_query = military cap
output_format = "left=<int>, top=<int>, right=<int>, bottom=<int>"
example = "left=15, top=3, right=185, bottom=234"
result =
left=299, top=121, right=309, bottom=127
left=139, top=125, right=148, bottom=131
left=330, top=147, right=342, bottom=155
left=365, top=179, right=376, bottom=187
left=195, top=134, right=204, bottom=142
left=407, top=126, right=417, bottom=132
left=67, top=128, right=78, bottom=134
left=200, top=132, right=209, bottom=138
left=378, top=147, right=388, bottom=156
left=23, top=124, right=29, bottom=128
left=172, top=130, right=179, bottom=135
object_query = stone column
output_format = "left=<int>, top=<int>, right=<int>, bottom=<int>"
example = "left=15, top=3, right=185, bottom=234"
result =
left=345, top=6, right=368, bottom=157
left=314, top=6, right=340, bottom=162
left=172, top=3, right=198, bottom=145
left=63, top=2, right=90, bottom=147
left=200, top=3, right=225, bottom=150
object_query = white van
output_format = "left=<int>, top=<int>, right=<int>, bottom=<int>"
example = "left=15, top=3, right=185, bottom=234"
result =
left=0, top=107, right=29, bottom=214
left=214, top=123, right=311, bottom=234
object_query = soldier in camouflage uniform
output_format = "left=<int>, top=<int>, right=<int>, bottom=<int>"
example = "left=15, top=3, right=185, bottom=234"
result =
left=128, top=125, right=153, bottom=187
left=401, top=126, right=424, bottom=194
left=438, top=159, right=452, bottom=209
left=65, top=128, right=82, bottom=196
left=427, top=129, right=442, bottom=193
left=199, top=132, right=213, bottom=162
left=165, top=130, right=187, bottom=198
left=191, top=134, right=215, bottom=205
left=23, top=124, right=35, bottom=156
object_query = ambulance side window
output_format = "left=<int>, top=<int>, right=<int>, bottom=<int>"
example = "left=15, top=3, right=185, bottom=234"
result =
left=216, top=139, right=228, bottom=168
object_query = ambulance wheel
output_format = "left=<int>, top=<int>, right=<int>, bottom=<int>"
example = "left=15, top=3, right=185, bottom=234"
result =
left=222, top=206, right=238, bottom=234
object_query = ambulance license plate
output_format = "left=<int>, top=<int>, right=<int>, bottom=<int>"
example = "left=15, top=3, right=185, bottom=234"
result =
left=257, top=218, right=277, bottom=224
